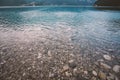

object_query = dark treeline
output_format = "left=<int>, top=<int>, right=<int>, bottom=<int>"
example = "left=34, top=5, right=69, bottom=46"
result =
left=94, top=0, right=120, bottom=6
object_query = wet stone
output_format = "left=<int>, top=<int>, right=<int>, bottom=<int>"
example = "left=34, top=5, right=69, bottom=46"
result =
left=47, top=50, right=52, bottom=57
left=84, top=71, right=88, bottom=75
left=103, top=55, right=112, bottom=61
left=92, top=70, right=97, bottom=76
left=62, top=65, right=69, bottom=73
left=68, top=60, right=77, bottom=69
left=91, top=77, right=97, bottom=80
left=108, top=49, right=114, bottom=53
left=98, top=71, right=106, bottom=80
left=49, top=72, right=55, bottom=78
left=100, top=62, right=111, bottom=70
left=65, top=72, right=72, bottom=77
left=37, top=53, right=42, bottom=58
left=2, top=47, right=8, bottom=52
left=113, top=65, right=120, bottom=73
left=107, top=73, right=115, bottom=80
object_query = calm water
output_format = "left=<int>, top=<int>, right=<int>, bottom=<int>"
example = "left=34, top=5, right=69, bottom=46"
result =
left=0, top=6, right=120, bottom=55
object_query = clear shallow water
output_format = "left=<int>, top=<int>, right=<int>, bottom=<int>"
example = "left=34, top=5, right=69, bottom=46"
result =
left=0, top=7, right=120, bottom=55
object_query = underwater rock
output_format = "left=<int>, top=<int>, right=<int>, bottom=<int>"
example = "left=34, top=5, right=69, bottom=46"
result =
left=98, top=71, right=106, bottom=80
left=113, top=65, right=120, bottom=73
left=103, top=55, right=112, bottom=61
left=100, top=62, right=111, bottom=69
left=92, top=70, right=97, bottom=76
left=68, top=60, right=77, bottom=69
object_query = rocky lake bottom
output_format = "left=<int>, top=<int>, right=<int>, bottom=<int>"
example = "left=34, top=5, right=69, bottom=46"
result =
left=0, top=7, right=120, bottom=80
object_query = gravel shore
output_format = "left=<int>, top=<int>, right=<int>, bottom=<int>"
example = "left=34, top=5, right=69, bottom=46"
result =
left=0, top=25, right=120, bottom=80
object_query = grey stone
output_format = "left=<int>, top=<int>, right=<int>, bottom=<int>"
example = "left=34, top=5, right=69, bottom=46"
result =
left=103, top=55, right=112, bottom=61
left=100, top=62, right=111, bottom=69
left=113, top=65, right=120, bottom=73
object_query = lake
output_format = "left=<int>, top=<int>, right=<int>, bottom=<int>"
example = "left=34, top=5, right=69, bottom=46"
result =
left=0, top=6, right=120, bottom=80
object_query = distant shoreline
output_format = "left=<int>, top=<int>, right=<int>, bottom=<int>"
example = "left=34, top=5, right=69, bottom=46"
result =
left=0, top=5, right=119, bottom=8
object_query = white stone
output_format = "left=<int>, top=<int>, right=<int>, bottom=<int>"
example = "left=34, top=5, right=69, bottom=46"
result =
left=103, top=55, right=112, bottom=61
left=84, top=71, right=88, bottom=75
left=113, top=65, right=120, bottom=73
left=92, top=70, right=97, bottom=76
left=37, top=53, right=42, bottom=58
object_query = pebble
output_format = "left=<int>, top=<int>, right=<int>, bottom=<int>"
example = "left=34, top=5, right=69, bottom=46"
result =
left=48, top=50, right=52, bottom=57
left=92, top=70, right=97, bottom=76
left=107, top=73, right=115, bottom=80
left=98, top=71, right=106, bottom=80
left=84, top=71, right=88, bottom=75
left=62, top=65, right=69, bottom=72
left=22, top=72, right=26, bottom=76
left=91, top=77, right=96, bottom=80
left=113, top=65, right=120, bottom=73
left=100, top=62, right=111, bottom=69
left=2, top=47, right=7, bottom=52
left=73, top=68, right=78, bottom=75
left=65, top=72, right=72, bottom=77
left=68, top=60, right=77, bottom=69
left=108, top=49, right=114, bottom=53
left=37, top=53, right=42, bottom=58
left=103, top=55, right=112, bottom=61
left=49, top=72, right=55, bottom=78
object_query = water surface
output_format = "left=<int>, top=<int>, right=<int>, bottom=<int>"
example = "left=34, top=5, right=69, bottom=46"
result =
left=0, top=6, right=120, bottom=55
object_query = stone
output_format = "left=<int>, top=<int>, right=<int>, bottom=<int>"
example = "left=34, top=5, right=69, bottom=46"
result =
left=103, top=55, right=112, bottom=61
left=73, top=68, right=78, bottom=75
left=62, top=65, right=69, bottom=72
left=84, top=71, right=88, bottom=75
left=100, top=62, right=111, bottom=69
left=68, top=60, right=77, bottom=69
left=37, top=53, right=42, bottom=58
left=49, top=72, right=55, bottom=78
left=97, top=59, right=104, bottom=62
left=98, top=71, right=106, bottom=80
left=65, top=72, right=72, bottom=77
left=91, top=77, right=96, bottom=80
left=113, top=65, right=120, bottom=73
left=48, top=50, right=52, bottom=57
left=2, top=47, right=7, bottom=52
left=115, top=77, right=119, bottom=80
left=108, top=49, right=114, bottom=53
left=107, top=73, right=115, bottom=80
left=92, top=70, right=97, bottom=76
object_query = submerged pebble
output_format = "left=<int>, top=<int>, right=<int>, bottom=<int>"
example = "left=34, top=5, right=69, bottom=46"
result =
left=100, top=62, right=111, bottom=69
left=113, top=65, right=120, bottom=73
left=98, top=71, right=106, bottom=80
left=92, top=70, right=97, bottom=76
left=103, top=55, right=112, bottom=61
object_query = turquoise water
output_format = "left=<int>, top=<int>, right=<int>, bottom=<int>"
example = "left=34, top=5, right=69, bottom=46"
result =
left=0, top=7, right=120, bottom=55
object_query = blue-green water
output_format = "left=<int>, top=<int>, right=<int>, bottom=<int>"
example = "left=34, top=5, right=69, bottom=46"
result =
left=0, top=7, right=120, bottom=55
